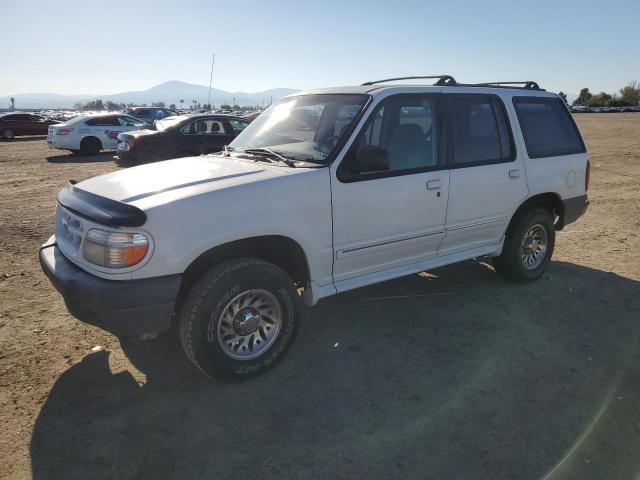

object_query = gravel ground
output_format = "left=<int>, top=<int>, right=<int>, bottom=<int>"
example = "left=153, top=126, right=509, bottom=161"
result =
left=1, top=114, right=639, bottom=480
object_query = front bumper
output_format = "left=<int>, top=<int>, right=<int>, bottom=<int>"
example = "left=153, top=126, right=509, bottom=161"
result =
left=39, top=241, right=181, bottom=336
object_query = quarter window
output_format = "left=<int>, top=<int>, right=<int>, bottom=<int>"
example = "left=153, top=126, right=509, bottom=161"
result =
left=513, top=97, right=585, bottom=158
left=449, top=95, right=514, bottom=165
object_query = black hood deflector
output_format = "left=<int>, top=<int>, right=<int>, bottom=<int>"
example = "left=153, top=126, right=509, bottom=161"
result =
left=57, top=181, right=147, bottom=228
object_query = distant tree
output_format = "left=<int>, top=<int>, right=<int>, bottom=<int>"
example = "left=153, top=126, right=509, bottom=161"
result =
left=9, top=97, right=15, bottom=111
left=104, top=101, right=120, bottom=111
left=179, top=99, right=184, bottom=110
left=83, top=99, right=104, bottom=111
left=586, top=92, right=612, bottom=107
left=152, top=101, right=166, bottom=107
left=169, top=103, right=176, bottom=110
left=573, top=88, right=592, bottom=106
left=619, top=81, right=640, bottom=106
left=558, top=92, right=568, bottom=105
left=220, top=104, right=231, bottom=109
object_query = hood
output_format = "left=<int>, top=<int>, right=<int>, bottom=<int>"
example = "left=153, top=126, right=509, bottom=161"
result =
left=76, top=155, right=287, bottom=207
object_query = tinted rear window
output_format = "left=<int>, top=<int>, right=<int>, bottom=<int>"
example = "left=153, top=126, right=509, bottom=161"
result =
left=513, top=97, right=585, bottom=158
left=85, top=116, right=118, bottom=126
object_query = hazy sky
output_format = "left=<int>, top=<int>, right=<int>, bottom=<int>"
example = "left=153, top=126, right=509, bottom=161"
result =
left=1, top=0, right=638, bottom=96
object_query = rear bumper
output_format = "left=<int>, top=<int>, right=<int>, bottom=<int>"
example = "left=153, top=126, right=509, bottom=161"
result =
left=114, top=149, right=138, bottom=162
left=39, top=241, right=181, bottom=336
left=561, top=194, right=589, bottom=228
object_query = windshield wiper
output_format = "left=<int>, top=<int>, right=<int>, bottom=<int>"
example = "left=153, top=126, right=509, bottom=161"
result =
left=242, top=148, right=296, bottom=167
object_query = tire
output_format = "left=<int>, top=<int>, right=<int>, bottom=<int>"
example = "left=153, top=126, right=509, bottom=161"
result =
left=80, top=137, right=102, bottom=155
left=493, top=208, right=555, bottom=283
left=1, top=128, right=15, bottom=140
left=178, top=258, right=300, bottom=381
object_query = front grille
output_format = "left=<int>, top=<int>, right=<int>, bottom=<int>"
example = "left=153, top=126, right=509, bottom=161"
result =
left=56, top=207, right=84, bottom=256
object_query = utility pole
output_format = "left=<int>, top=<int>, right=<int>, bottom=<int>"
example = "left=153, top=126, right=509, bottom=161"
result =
left=207, top=52, right=215, bottom=111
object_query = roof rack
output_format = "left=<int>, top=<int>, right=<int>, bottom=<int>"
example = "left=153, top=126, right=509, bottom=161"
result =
left=361, top=75, right=457, bottom=86
left=361, top=76, right=543, bottom=91
left=471, top=81, right=542, bottom=90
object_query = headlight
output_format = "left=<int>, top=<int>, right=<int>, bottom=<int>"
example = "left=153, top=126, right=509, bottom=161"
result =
left=82, top=229, right=149, bottom=268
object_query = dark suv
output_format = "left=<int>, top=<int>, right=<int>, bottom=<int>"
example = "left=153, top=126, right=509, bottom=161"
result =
left=123, top=107, right=177, bottom=124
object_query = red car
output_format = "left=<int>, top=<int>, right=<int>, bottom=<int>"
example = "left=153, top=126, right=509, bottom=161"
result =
left=0, top=113, right=60, bottom=140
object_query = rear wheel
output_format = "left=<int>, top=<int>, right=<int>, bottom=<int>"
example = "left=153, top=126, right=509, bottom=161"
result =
left=493, top=209, right=555, bottom=283
left=178, top=258, right=300, bottom=381
left=1, top=128, right=15, bottom=140
left=80, top=137, right=101, bottom=155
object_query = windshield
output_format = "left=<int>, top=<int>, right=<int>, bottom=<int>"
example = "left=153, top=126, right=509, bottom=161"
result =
left=229, top=94, right=369, bottom=163
left=156, top=115, right=189, bottom=131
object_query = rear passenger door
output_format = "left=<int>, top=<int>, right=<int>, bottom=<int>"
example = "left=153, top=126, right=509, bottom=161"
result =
left=85, top=116, right=121, bottom=149
left=438, top=94, right=528, bottom=256
left=202, top=118, right=235, bottom=153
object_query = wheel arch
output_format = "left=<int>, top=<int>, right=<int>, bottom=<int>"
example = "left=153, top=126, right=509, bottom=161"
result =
left=507, top=192, right=565, bottom=236
left=175, top=235, right=311, bottom=311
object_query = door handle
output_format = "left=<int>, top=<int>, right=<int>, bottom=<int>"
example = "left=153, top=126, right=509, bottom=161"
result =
left=509, top=169, right=520, bottom=179
left=426, top=180, right=442, bottom=190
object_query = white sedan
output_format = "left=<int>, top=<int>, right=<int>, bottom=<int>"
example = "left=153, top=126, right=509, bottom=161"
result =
left=47, top=114, right=149, bottom=155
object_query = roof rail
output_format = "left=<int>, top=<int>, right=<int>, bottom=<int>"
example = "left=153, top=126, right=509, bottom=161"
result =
left=361, top=75, right=457, bottom=86
left=470, top=81, right=542, bottom=90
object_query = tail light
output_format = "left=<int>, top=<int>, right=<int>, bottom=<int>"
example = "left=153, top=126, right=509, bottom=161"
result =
left=585, top=160, right=590, bottom=191
left=56, top=128, right=73, bottom=136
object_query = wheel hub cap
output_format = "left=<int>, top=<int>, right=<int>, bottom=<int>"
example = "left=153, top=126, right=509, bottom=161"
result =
left=520, top=224, right=548, bottom=270
left=233, top=307, right=260, bottom=335
left=214, top=289, right=282, bottom=360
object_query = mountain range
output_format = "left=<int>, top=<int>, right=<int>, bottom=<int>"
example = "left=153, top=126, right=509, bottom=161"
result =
left=0, top=81, right=299, bottom=109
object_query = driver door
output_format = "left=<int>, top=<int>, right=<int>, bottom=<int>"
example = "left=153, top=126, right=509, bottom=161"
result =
left=330, top=93, right=449, bottom=290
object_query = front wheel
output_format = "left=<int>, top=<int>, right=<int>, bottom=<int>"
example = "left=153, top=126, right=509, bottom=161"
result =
left=493, top=209, right=555, bottom=283
left=178, top=258, right=300, bottom=381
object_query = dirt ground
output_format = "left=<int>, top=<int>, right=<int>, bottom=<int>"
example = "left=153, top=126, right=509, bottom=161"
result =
left=1, top=114, right=639, bottom=480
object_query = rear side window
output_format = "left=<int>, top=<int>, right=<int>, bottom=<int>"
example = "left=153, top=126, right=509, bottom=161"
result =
left=448, top=95, right=514, bottom=166
left=85, top=116, right=118, bottom=126
left=513, top=97, right=585, bottom=158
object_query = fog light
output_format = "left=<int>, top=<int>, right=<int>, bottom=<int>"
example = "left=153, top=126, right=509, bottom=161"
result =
left=83, top=229, right=149, bottom=268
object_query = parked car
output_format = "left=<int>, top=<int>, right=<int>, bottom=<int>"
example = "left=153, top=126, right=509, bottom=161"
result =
left=123, top=107, right=177, bottom=124
left=47, top=114, right=150, bottom=155
left=115, top=114, right=251, bottom=163
left=0, top=113, right=60, bottom=139
left=40, top=76, right=589, bottom=381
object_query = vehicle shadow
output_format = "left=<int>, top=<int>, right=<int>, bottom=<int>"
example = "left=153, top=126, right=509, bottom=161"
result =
left=46, top=152, right=114, bottom=164
left=1, top=135, right=47, bottom=142
left=30, top=260, right=640, bottom=480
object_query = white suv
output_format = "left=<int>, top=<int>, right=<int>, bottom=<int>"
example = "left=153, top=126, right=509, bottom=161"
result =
left=40, top=76, right=590, bottom=380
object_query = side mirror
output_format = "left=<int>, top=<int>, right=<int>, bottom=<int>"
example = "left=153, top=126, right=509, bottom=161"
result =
left=356, top=146, right=389, bottom=173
